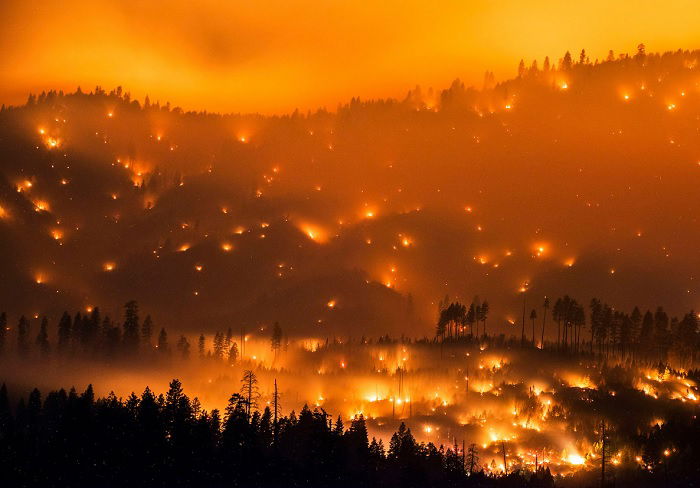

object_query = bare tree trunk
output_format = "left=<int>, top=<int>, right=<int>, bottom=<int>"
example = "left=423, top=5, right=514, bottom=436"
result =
left=541, top=308, right=547, bottom=349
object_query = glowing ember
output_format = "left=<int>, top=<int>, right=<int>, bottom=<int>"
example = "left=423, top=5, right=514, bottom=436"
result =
left=33, top=200, right=50, bottom=212
left=45, top=137, right=60, bottom=149
left=299, top=222, right=328, bottom=243
left=567, top=453, right=586, bottom=465
left=16, top=180, right=32, bottom=192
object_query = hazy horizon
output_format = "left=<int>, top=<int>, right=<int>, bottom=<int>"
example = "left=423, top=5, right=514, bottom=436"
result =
left=2, top=1, right=700, bottom=114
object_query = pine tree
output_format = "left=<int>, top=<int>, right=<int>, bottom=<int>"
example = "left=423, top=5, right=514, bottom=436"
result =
left=198, top=334, right=205, bottom=359
left=562, top=51, right=573, bottom=70
left=224, top=327, right=232, bottom=352
left=635, top=43, right=646, bottom=62
left=122, top=301, right=140, bottom=351
left=72, top=312, right=83, bottom=350
left=228, top=342, right=239, bottom=364
left=17, top=316, right=29, bottom=357
left=157, top=328, right=169, bottom=354
left=165, top=379, right=192, bottom=444
left=176, top=336, right=190, bottom=359
left=654, top=307, right=670, bottom=360
left=334, top=415, right=344, bottom=436
left=105, top=320, right=122, bottom=356
left=213, top=332, right=224, bottom=359
left=271, top=322, right=282, bottom=354
left=466, top=443, right=479, bottom=474
left=553, top=298, right=563, bottom=349
left=57, top=312, right=72, bottom=353
left=630, top=306, right=642, bottom=355
left=639, top=310, right=654, bottom=357
left=466, top=304, right=476, bottom=337
left=369, top=437, right=385, bottom=468
left=35, top=317, right=50, bottom=357
left=83, top=308, right=100, bottom=352
left=436, top=313, right=447, bottom=340
left=480, top=300, right=489, bottom=336
left=141, top=315, right=153, bottom=347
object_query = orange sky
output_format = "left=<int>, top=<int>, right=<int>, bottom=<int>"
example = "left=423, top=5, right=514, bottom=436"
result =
left=1, top=0, right=699, bottom=113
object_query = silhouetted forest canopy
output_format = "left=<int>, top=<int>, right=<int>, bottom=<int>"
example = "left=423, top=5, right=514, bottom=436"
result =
left=2, top=377, right=699, bottom=487
left=1, top=294, right=698, bottom=368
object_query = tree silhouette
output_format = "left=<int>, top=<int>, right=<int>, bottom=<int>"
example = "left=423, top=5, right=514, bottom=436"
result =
left=240, top=370, right=260, bottom=418
left=228, top=342, right=239, bottom=364
left=466, top=443, right=479, bottom=474
left=16, top=316, right=29, bottom=357
left=437, top=302, right=467, bottom=340
left=176, top=335, right=190, bottom=359
left=541, top=297, right=550, bottom=349
left=466, top=303, right=476, bottom=338
left=213, top=332, right=224, bottom=359
left=561, top=50, right=573, bottom=70
left=122, top=301, right=140, bottom=351
left=35, top=316, right=50, bottom=357
left=58, top=312, right=72, bottom=353
left=479, top=300, right=489, bottom=337
left=271, top=321, right=282, bottom=355
left=198, top=334, right=206, bottom=358
left=654, top=307, right=669, bottom=361
left=157, top=328, right=169, bottom=354
left=0, top=376, right=697, bottom=487
left=141, top=315, right=153, bottom=347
